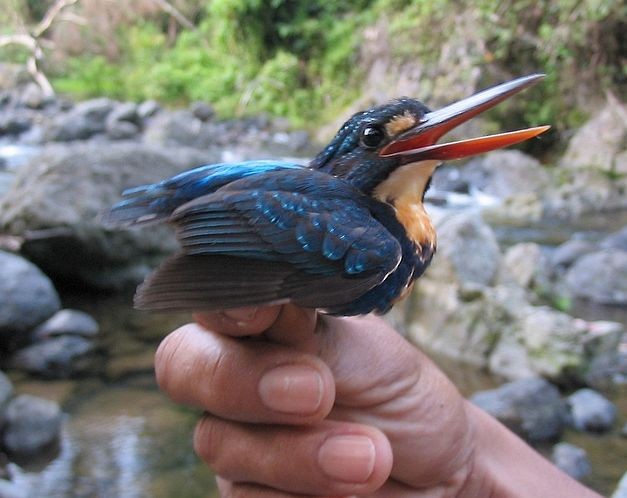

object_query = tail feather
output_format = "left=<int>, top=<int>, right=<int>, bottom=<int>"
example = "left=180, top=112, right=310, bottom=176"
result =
left=102, top=185, right=177, bottom=228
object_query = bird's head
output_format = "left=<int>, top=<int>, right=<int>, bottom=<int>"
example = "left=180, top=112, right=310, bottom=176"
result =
left=311, top=74, right=549, bottom=204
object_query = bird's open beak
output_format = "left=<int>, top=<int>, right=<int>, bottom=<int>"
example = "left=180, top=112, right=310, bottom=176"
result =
left=379, top=74, right=550, bottom=161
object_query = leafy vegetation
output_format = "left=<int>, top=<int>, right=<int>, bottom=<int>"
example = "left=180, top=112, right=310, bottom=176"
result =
left=3, top=0, right=625, bottom=132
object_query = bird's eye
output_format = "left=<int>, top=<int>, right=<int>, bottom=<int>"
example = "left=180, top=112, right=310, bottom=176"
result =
left=360, top=125, right=385, bottom=148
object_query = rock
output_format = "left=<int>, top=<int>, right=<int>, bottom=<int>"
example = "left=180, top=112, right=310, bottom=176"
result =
left=0, top=251, right=61, bottom=350
left=190, top=101, right=215, bottom=121
left=0, top=112, right=32, bottom=136
left=601, top=225, right=627, bottom=251
left=106, top=120, right=140, bottom=140
left=0, top=371, right=14, bottom=410
left=429, top=211, right=501, bottom=286
left=551, top=443, right=591, bottom=481
left=137, top=99, right=161, bottom=119
left=560, top=94, right=627, bottom=174
left=464, top=150, right=552, bottom=200
left=550, top=238, right=596, bottom=271
left=143, top=110, right=203, bottom=147
left=498, top=242, right=547, bottom=289
left=1, top=394, right=62, bottom=457
left=470, top=377, right=566, bottom=442
left=564, top=249, right=627, bottom=305
left=566, top=388, right=617, bottom=432
left=0, top=478, right=29, bottom=498
left=43, top=98, right=116, bottom=141
left=31, top=309, right=99, bottom=340
left=0, top=142, right=221, bottom=289
left=105, top=103, right=141, bottom=140
left=431, top=165, right=471, bottom=193
left=613, top=472, right=627, bottom=498
left=19, top=82, right=46, bottom=109
left=546, top=97, right=627, bottom=217
left=107, top=102, right=140, bottom=125
left=11, top=335, right=97, bottom=378
left=584, top=349, right=627, bottom=390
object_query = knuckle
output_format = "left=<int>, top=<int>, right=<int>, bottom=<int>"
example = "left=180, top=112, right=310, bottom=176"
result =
left=193, top=415, right=223, bottom=468
left=154, top=324, right=196, bottom=400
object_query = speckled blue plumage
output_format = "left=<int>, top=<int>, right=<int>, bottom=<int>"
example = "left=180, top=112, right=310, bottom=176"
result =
left=107, top=159, right=432, bottom=315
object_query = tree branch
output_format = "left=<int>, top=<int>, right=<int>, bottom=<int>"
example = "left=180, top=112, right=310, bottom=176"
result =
left=151, top=0, right=196, bottom=30
left=32, top=0, right=79, bottom=38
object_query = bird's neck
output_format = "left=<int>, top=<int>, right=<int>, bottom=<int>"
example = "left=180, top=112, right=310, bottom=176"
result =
left=372, top=160, right=439, bottom=249
left=372, top=160, right=439, bottom=205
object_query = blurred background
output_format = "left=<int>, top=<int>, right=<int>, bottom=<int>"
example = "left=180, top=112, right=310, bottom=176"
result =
left=0, top=1, right=625, bottom=497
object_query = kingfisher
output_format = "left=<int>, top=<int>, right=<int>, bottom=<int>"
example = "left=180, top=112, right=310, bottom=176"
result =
left=105, top=74, right=549, bottom=316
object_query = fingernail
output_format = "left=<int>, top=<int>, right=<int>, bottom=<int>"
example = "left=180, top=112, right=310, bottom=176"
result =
left=223, top=307, right=258, bottom=323
left=258, top=365, right=323, bottom=415
left=318, top=435, right=375, bottom=484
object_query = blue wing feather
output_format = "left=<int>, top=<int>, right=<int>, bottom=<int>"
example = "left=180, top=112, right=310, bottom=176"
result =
left=107, top=162, right=420, bottom=315
left=103, top=160, right=306, bottom=227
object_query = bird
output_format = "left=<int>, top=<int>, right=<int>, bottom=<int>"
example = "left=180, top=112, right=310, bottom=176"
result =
left=104, top=74, right=549, bottom=316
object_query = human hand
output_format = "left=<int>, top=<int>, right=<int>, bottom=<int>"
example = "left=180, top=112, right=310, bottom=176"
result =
left=154, top=305, right=603, bottom=497
left=154, top=305, right=481, bottom=497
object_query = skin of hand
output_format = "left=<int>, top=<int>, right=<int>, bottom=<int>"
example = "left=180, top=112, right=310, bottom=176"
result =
left=154, top=305, right=603, bottom=498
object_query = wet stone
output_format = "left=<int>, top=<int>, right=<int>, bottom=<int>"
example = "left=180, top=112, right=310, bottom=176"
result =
left=566, top=388, right=617, bottom=433
left=1, top=394, right=63, bottom=458
left=551, top=442, right=591, bottom=481
left=31, top=309, right=99, bottom=341
left=470, top=377, right=566, bottom=442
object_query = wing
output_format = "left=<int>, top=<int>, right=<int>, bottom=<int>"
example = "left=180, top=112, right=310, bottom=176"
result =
left=135, top=169, right=403, bottom=314
left=102, top=160, right=306, bottom=227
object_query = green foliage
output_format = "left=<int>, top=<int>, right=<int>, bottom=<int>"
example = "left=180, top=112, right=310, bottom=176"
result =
left=33, top=0, right=624, bottom=131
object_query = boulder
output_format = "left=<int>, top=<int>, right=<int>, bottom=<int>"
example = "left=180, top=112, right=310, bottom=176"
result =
left=470, top=377, right=566, bottom=442
left=564, top=249, right=627, bottom=305
left=546, top=96, right=627, bottom=216
left=1, top=394, right=63, bottom=457
left=0, top=478, right=29, bottom=498
left=31, top=309, right=99, bottom=340
left=18, top=82, right=47, bottom=109
left=550, top=238, right=596, bottom=271
left=143, top=110, right=204, bottom=147
left=190, top=101, right=215, bottom=122
left=551, top=443, right=591, bottom=481
left=0, top=371, right=14, bottom=410
left=0, top=142, right=219, bottom=289
left=498, top=242, right=549, bottom=290
left=0, top=112, right=32, bottom=137
left=566, top=388, right=617, bottom=433
left=43, top=98, right=116, bottom=141
left=428, top=211, right=501, bottom=287
left=559, top=94, right=626, bottom=174
left=11, top=335, right=97, bottom=379
left=0, top=251, right=61, bottom=350
left=464, top=150, right=552, bottom=199
left=106, top=120, right=140, bottom=140
left=137, top=99, right=161, bottom=120
left=601, top=225, right=627, bottom=252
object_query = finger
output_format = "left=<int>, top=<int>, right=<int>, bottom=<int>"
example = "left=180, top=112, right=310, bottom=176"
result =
left=317, top=315, right=472, bottom=489
left=193, top=305, right=282, bottom=337
left=154, top=322, right=334, bottom=423
left=195, top=417, right=392, bottom=497
left=216, top=477, right=348, bottom=498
